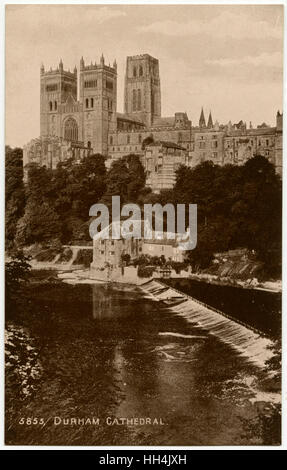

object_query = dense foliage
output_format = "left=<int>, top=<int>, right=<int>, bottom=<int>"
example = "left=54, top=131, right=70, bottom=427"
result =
left=5, top=147, right=25, bottom=250
left=158, top=156, right=281, bottom=275
left=5, top=251, right=31, bottom=317
left=5, top=146, right=281, bottom=276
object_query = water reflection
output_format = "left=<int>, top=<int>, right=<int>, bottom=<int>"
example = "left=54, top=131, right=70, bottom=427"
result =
left=92, top=285, right=112, bottom=319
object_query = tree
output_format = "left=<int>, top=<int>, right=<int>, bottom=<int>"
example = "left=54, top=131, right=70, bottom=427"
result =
left=5, top=147, right=25, bottom=251
left=5, top=251, right=31, bottom=317
left=14, top=154, right=107, bottom=246
left=175, top=156, right=281, bottom=274
left=60, top=154, right=107, bottom=219
left=240, top=155, right=281, bottom=274
left=141, top=135, right=154, bottom=150
left=16, top=202, right=62, bottom=246
left=15, top=163, right=62, bottom=245
left=124, top=154, right=146, bottom=201
left=101, top=155, right=146, bottom=211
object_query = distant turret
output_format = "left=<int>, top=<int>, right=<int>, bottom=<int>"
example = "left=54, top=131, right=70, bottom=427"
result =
left=100, top=53, right=105, bottom=66
left=74, top=65, right=77, bottom=75
left=40, top=63, right=45, bottom=75
left=59, top=59, right=63, bottom=72
left=207, top=111, right=213, bottom=129
left=113, top=59, right=117, bottom=71
left=80, top=56, right=85, bottom=71
left=276, top=110, right=282, bottom=131
left=199, top=108, right=206, bottom=128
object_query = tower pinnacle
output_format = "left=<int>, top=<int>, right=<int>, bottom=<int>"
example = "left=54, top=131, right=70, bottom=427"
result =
left=199, top=108, right=206, bottom=128
left=207, top=111, right=213, bottom=129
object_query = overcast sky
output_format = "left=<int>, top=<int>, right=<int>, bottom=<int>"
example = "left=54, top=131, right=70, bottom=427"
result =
left=6, top=4, right=283, bottom=147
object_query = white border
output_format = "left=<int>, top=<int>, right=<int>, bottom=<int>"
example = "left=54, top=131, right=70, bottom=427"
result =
left=1, top=0, right=286, bottom=451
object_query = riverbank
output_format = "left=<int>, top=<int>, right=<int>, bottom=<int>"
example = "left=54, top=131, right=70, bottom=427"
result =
left=193, top=248, right=281, bottom=293
left=186, top=272, right=282, bottom=293
left=8, top=243, right=281, bottom=293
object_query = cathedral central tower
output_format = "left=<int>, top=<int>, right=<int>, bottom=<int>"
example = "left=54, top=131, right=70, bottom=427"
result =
left=124, top=54, right=161, bottom=127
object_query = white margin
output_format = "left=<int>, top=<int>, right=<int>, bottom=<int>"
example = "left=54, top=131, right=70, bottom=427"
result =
left=0, top=0, right=286, bottom=452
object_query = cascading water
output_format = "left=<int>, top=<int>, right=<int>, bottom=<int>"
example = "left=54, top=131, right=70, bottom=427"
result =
left=141, top=279, right=274, bottom=368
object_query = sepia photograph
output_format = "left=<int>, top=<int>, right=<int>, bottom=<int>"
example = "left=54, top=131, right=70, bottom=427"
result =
left=4, top=3, right=284, bottom=448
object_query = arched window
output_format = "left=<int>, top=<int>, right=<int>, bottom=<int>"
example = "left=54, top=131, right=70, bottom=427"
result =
left=49, top=101, right=53, bottom=111
left=64, top=117, right=78, bottom=142
left=110, top=136, right=113, bottom=145
left=54, top=101, right=57, bottom=111
left=137, top=89, right=141, bottom=110
left=132, top=90, right=137, bottom=112
left=139, top=65, right=143, bottom=76
left=85, top=98, right=89, bottom=109
left=133, top=66, right=137, bottom=77
left=90, top=98, right=94, bottom=108
left=127, top=135, right=130, bottom=144
left=138, top=134, right=142, bottom=144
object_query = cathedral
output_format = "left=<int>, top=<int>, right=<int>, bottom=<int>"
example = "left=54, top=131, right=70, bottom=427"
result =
left=24, top=53, right=283, bottom=179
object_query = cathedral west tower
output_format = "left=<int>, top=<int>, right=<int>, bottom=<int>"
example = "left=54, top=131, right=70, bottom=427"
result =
left=80, top=55, right=117, bottom=155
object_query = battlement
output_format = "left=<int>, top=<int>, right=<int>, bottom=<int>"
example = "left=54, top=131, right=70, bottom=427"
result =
left=126, top=54, right=158, bottom=62
left=41, top=60, right=77, bottom=78
left=80, top=55, right=117, bottom=73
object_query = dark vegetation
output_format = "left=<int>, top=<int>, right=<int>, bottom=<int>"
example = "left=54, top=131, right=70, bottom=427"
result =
left=5, top=251, right=31, bottom=319
left=6, top=146, right=281, bottom=277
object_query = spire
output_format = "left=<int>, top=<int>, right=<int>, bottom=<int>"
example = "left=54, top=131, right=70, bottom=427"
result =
left=40, top=63, right=45, bottom=75
left=199, top=107, right=206, bottom=128
left=74, top=65, right=77, bottom=75
left=113, top=59, right=117, bottom=71
left=59, top=58, right=63, bottom=72
left=80, top=56, right=85, bottom=71
left=207, top=111, right=213, bottom=128
left=100, top=53, right=104, bottom=66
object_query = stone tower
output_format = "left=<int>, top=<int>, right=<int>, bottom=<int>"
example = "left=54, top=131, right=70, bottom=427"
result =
left=124, top=54, right=161, bottom=127
left=40, top=60, right=77, bottom=138
left=79, top=55, right=117, bottom=155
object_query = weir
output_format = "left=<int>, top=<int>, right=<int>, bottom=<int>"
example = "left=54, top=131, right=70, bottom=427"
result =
left=141, top=279, right=274, bottom=368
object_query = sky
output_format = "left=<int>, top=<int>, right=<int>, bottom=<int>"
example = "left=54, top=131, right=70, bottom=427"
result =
left=5, top=4, right=284, bottom=147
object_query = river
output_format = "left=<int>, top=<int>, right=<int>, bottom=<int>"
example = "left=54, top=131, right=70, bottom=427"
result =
left=5, top=273, right=281, bottom=446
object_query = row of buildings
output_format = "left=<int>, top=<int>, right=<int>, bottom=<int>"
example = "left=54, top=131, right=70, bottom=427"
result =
left=23, top=53, right=283, bottom=193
